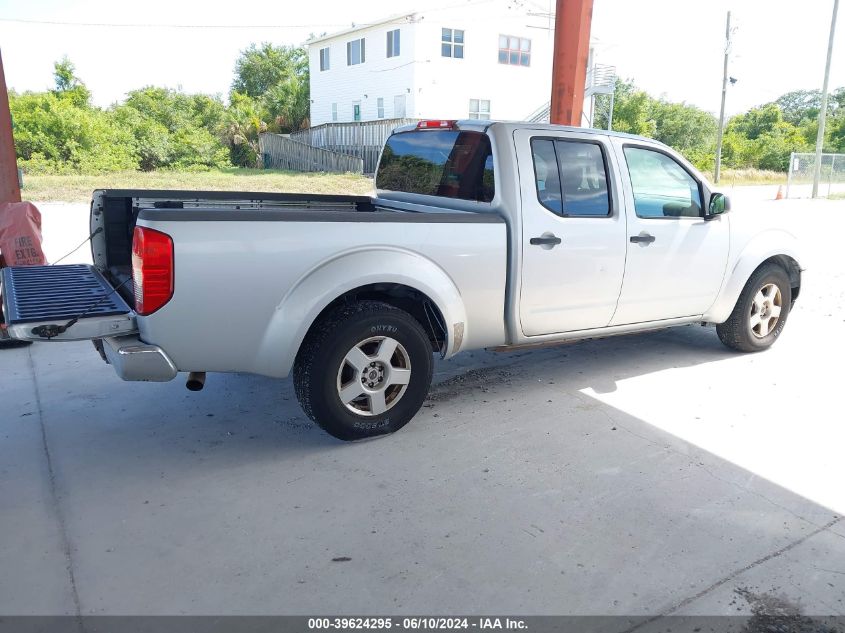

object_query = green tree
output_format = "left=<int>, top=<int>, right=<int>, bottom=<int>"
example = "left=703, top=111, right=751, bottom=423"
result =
left=651, top=100, right=717, bottom=170
left=52, top=56, right=91, bottom=108
left=223, top=91, right=265, bottom=168
left=114, top=87, right=229, bottom=170
left=595, top=79, right=656, bottom=137
left=263, top=73, right=310, bottom=132
left=10, top=90, right=137, bottom=173
left=728, top=103, right=783, bottom=140
left=776, top=89, right=822, bottom=126
left=723, top=104, right=810, bottom=170
left=232, top=43, right=308, bottom=98
left=231, top=43, right=310, bottom=133
left=595, top=79, right=717, bottom=170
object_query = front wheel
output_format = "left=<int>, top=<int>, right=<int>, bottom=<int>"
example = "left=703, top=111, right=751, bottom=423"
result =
left=293, top=300, right=434, bottom=441
left=716, top=263, right=792, bottom=353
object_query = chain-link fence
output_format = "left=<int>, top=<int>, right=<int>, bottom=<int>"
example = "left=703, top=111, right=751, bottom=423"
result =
left=786, top=152, right=845, bottom=198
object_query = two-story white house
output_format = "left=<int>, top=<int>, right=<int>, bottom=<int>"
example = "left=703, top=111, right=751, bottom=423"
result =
left=305, top=4, right=557, bottom=126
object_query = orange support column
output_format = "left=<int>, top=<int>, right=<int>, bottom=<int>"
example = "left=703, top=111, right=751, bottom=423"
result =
left=0, top=50, right=21, bottom=203
left=549, top=0, right=594, bottom=127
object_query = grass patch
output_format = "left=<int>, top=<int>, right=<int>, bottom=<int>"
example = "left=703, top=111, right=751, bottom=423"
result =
left=21, top=168, right=373, bottom=203
left=712, top=168, right=788, bottom=186
left=20, top=166, right=794, bottom=203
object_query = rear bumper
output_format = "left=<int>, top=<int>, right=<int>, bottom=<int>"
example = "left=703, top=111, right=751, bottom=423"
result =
left=102, top=335, right=178, bottom=382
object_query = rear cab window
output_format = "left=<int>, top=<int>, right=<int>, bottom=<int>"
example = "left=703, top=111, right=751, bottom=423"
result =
left=376, top=129, right=495, bottom=202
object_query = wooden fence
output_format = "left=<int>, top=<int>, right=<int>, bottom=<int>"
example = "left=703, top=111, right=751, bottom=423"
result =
left=290, top=118, right=417, bottom=173
left=259, top=133, right=364, bottom=174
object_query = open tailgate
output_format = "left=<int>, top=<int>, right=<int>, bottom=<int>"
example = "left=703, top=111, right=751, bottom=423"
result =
left=1, top=264, right=137, bottom=341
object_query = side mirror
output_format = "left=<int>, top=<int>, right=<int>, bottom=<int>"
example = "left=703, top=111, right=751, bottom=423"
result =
left=708, top=192, right=730, bottom=217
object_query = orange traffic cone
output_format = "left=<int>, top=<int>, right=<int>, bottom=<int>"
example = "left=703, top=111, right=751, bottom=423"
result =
left=775, top=185, right=784, bottom=200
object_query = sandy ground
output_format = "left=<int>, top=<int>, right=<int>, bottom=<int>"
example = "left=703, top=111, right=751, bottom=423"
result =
left=1, top=191, right=844, bottom=619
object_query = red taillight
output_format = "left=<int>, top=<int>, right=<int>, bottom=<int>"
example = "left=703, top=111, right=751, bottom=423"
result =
left=416, top=120, right=457, bottom=129
left=132, top=226, right=174, bottom=316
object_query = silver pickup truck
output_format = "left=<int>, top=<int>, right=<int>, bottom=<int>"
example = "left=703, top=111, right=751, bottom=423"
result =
left=1, top=120, right=803, bottom=440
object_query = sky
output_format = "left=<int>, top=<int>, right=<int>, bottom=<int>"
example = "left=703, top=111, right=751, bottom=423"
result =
left=0, top=0, right=841, bottom=117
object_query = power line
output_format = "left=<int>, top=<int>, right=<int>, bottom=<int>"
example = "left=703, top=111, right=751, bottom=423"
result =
left=0, top=17, right=348, bottom=29
left=0, top=0, right=500, bottom=30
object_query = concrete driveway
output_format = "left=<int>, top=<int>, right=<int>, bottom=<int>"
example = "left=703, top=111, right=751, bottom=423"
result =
left=1, top=197, right=844, bottom=619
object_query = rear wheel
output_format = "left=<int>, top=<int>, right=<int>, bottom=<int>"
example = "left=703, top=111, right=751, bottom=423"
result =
left=293, top=300, right=433, bottom=441
left=716, top=263, right=792, bottom=352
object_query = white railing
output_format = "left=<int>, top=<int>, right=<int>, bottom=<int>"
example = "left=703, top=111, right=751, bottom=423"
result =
left=586, top=64, right=616, bottom=96
left=290, top=118, right=417, bottom=173
left=259, top=133, right=364, bottom=174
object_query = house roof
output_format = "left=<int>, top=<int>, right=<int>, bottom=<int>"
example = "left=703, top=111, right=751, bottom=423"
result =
left=305, top=13, right=417, bottom=46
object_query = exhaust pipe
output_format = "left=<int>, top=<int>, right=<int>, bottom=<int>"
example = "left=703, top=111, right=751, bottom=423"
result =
left=186, top=372, right=206, bottom=392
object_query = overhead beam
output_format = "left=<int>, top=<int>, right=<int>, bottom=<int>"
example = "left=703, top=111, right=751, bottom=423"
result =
left=0, top=49, right=21, bottom=203
left=549, top=0, right=594, bottom=127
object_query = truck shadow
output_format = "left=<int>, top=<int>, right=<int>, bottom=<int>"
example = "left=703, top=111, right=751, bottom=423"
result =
left=30, top=322, right=743, bottom=464
left=9, top=322, right=844, bottom=616
left=427, top=323, right=733, bottom=402
left=175, top=322, right=737, bottom=453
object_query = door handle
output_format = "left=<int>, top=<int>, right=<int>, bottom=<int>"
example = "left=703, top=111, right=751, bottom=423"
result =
left=630, top=233, right=656, bottom=244
left=530, top=235, right=562, bottom=246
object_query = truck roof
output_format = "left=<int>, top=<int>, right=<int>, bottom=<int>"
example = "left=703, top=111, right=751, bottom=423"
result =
left=391, top=120, right=669, bottom=148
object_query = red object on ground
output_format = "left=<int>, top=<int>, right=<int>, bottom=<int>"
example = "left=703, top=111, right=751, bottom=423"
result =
left=549, top=0, right=594, bottom=127
left=0, top=201, right=47, bottom=267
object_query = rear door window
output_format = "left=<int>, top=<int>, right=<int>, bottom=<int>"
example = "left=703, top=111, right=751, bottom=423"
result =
left=531, top=138, right=611, bottom=217
left=376, top=130, right=495, bottom=202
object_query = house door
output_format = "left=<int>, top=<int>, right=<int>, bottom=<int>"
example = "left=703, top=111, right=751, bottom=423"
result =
left=394, top=95, right=406, bottom=118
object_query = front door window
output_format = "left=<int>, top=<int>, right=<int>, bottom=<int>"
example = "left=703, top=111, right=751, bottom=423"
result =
left=623, top=147, right=702, bottom=218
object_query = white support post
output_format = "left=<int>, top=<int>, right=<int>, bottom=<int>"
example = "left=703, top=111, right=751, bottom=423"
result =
left=829, top=154, right=836, bottom=197
left=786, top=152, right=794, bottom=199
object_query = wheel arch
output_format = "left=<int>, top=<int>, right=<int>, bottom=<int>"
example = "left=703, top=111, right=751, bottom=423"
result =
left=253, top=248, right=467, bottom=378
left=302, top=282, right=450, bottom=356
left=705, top=231, right=803, bottom=324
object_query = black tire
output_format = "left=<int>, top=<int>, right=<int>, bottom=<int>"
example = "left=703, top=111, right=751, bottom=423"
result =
left=293, top=300, right=434, bottom=441
left=716, top=263, right=792, bottom=353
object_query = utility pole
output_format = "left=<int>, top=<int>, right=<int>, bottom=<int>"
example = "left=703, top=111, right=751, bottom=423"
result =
left=714, top=11, right=731, bottom=185
left=812, top=0, right=839, bottom=198
left=549, top=0, right=594, bottom=126
left=0, top=49, right=21, bottom=203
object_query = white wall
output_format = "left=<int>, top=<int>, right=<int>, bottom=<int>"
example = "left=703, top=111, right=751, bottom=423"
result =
left=412, top=7, right=554, bottom=121
left=307, top=3, right=556, bottom=126
left=308, top=18, right=418, bottom=126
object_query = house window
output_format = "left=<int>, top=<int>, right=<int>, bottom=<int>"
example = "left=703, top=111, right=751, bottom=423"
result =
left=441, top=28, right=464, bottom=58
left=377, top=97, right=385, bottom=119
left=319, top=47, right=330, bottom=71
left=347, top=38, right=365, bottom=65
left=387, top=29, right=400, bottom=58
left=332, top=103, right=338, bottom=122
left=469, top=99, right=491, bottom=119
left=353, top=102, right=361, bottom=121
left=498, top=35, right=530, bottom=66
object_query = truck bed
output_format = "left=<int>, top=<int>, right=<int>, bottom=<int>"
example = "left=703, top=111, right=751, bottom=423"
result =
left=92, top=189, right=381, bottom=304
left=91, top=189, right=500, bottom=306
